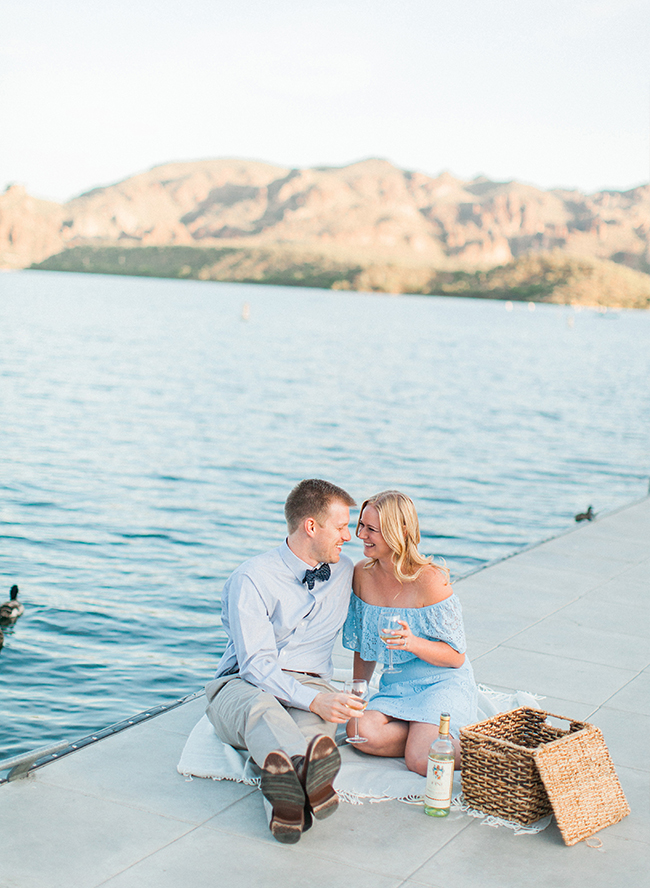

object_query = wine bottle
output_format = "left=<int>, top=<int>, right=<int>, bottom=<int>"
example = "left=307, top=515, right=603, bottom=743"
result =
left=423, top=712, right=455, bottom=817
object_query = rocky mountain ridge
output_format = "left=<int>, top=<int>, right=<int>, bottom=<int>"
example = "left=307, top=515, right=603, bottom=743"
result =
left=2, top=157, right=650, bottom=305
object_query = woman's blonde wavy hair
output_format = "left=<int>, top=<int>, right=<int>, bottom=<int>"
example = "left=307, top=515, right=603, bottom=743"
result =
left=357, top=490, right=447, bottom=583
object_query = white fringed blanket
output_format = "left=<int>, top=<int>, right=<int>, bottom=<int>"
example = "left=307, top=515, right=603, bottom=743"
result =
left=177, top=685, right=551, bottom=834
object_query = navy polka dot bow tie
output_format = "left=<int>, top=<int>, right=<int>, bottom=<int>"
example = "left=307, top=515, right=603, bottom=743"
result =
left=302, top=563, right=331, bottom=590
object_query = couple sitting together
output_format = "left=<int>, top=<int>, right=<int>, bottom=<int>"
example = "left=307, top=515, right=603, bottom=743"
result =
left=205, top=479, right=478, bottom=844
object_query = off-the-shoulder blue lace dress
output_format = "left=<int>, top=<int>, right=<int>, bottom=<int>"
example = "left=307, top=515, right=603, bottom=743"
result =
left=342, top=593, right=477, bottom=738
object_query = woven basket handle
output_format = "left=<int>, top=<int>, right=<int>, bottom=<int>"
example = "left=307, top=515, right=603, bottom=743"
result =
left=539, top=710, right=590, bottom=734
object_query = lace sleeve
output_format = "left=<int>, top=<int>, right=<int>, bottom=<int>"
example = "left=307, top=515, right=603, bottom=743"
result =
left=343, top=593, right=467, bottom=662
left=418, top=595, right=467, bottom=653
left=342, top=595, right=382, bottom=661
left=341, top=594, right=362, bottom=652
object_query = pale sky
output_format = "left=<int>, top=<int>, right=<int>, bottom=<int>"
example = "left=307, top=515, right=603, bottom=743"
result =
left=2, top=0, right=649, bottom=203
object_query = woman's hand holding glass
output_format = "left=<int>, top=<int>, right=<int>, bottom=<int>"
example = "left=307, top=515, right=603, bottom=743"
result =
left=390, top=619, right=416, bottom=653
left=379, top=610, right=403, bottom=673
left=344, top=679, right=369, bottom=743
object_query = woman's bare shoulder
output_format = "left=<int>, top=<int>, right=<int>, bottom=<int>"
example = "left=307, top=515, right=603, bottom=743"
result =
left=352, top=558, right=373, bottom=604
left=352, top=559, right=374, bottom=602
left=353, top=559, right=371, bottom=579
left=418, top=564, right=453, bottom=606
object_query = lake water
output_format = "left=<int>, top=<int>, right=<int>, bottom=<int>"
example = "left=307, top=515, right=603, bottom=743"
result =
left=1, top=270, right=649, bottom=759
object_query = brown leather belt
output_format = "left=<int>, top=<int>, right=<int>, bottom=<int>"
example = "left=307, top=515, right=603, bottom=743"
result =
left=282, top=669, right=321, bottom=678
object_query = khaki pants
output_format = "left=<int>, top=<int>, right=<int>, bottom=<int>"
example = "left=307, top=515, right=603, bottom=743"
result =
left=205, top=671, right=337, bottom=768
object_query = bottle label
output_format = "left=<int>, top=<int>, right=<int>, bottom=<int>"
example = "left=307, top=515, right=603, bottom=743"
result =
left=424, top=758, right=454, bottom=807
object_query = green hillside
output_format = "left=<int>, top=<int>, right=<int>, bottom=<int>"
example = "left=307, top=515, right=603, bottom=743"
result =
left=32, top=245, right=650, bottom=309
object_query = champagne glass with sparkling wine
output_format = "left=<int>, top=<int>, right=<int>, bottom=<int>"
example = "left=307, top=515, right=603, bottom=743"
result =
left=379, top=610, right=402, bottom=673
left=344, top=679, right=369, bottom=743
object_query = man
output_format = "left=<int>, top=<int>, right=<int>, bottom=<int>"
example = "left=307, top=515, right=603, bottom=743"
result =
left=205, top=479, right=363, bottom=844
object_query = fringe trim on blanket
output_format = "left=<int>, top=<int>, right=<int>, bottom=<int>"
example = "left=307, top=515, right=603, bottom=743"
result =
left=337, top=789, right=424, bottom=806
left=178, top=768, right=261, bottom=787
left=452, top=793, right=552, bottom=835
left=337, top=788, right=551, bottom=834
left=215, top=774, right=260, bottom=787
left=337, top=789, right=551, bottom=837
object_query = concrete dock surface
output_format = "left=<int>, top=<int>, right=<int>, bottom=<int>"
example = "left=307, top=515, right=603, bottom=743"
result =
left=2, top=497, right=649, bottom=888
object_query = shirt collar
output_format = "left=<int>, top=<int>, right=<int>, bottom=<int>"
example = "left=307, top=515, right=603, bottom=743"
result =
left=279, top=539, right=316, bottom=583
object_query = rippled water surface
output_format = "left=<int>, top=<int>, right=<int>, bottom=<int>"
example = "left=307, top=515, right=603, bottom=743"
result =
left=1, top=270, right=649, bottom=758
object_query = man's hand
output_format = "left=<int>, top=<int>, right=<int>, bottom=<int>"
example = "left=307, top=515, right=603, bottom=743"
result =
left=309, top=692, right=365, bottom=723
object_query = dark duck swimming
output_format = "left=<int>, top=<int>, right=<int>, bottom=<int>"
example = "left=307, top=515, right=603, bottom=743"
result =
left=0, top=585, right=24, bottom=624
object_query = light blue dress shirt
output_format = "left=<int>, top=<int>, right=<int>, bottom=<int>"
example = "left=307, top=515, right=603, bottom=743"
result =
left=214, top=541, right=354, bottom=711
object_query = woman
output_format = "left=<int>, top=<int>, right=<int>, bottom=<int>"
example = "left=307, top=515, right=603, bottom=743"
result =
left=342, top=491, right=477, bottom=775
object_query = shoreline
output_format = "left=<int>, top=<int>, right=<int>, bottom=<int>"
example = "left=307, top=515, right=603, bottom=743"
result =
left=29, top=245, right=650, bottom=310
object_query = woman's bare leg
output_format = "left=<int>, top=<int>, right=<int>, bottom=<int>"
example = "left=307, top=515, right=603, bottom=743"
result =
left=346, top=709, right=409, bottom=756
left=404, top=722, right=461, bottom=776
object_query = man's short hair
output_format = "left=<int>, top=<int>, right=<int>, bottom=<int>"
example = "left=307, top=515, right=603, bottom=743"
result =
left=284, top=479, right=356, bottom=534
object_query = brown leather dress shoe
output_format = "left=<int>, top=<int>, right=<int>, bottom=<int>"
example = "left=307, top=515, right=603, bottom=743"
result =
left=261, top=750, right=306, bottom=844
left=302, top=735, right=341, bottom=820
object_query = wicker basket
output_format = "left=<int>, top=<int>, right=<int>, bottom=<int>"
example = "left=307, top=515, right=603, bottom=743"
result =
left=460, top=707, right=630, bottom=844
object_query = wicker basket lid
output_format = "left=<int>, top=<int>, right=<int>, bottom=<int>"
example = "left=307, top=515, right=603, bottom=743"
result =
left=533, top=724, right=630, bottom=846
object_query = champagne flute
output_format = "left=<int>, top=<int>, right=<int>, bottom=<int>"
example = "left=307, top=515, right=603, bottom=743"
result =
left=344, top=679, right=369, bottom=743
left=379, top=610, right=402, bottom=673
